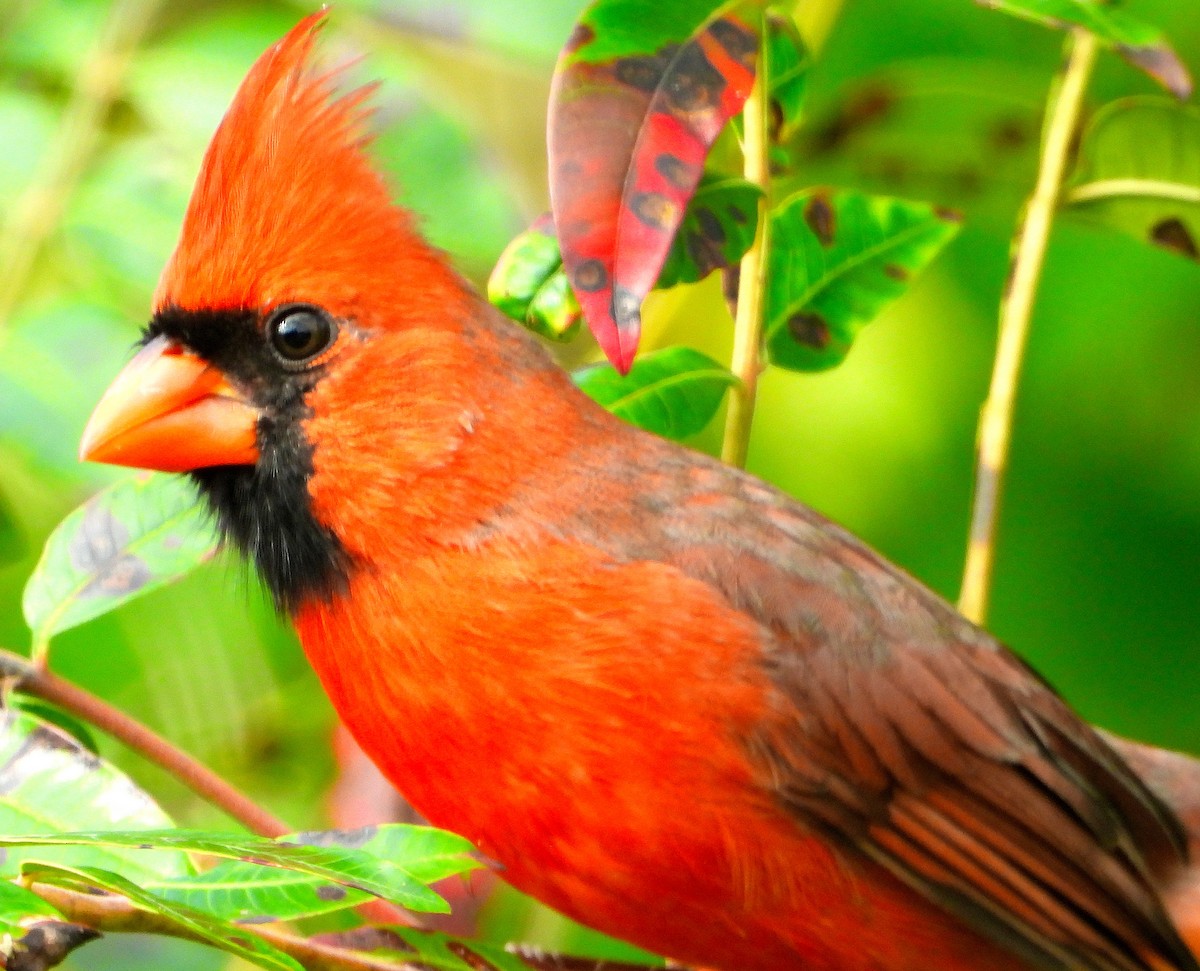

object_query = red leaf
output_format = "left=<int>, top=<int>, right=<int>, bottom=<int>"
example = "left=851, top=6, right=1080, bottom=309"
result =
left=549, top=3, right=763, bottom=372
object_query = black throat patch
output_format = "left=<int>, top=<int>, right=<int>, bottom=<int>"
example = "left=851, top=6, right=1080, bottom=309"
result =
left=148, top=306, right=352, bottom=613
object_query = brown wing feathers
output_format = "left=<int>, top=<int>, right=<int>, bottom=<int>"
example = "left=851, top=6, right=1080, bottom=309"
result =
left=751, top=619, right=1196, bottom=971
left=631, top=454, right=1197, bottom=971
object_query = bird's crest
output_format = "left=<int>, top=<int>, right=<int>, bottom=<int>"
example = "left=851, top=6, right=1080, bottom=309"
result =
left=156, top=11, right=459, bottom=323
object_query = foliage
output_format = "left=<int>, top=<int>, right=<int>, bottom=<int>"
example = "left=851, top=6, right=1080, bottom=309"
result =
left=0, top=0, right=1199, bottom=969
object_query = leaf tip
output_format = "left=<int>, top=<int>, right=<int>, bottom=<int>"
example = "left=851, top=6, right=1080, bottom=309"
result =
left=1119, top=45, right=1194, bottom=100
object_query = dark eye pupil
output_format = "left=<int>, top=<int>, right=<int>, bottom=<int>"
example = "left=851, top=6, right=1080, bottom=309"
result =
left=270, top=308, right=332, bottom=362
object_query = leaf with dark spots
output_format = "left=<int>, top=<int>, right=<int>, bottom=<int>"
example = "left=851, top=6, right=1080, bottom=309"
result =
left=657, top=172, right=762, bottom=287
left=787, top=312, right=836, bottom=352
left=487, top=215, right=582, bottom=342
left=975, top=0, right=1192, bottom=98
left=765, top=189, right=960, bottom=371
left=22, top=473, right=219, bottom=653
left=550, top=0, right=764, bottom=372
left=804, top=194, right=836, bottom=246
left=19, top=862, right=303, bottom=971
left=574, top=346, right=739, bottom=440
left=764, top=13, right=810, bottom=143
left=1067, top=98, right=1200, bottom=264
left=62, top=823, right=476, bottom=923
left=803, top=83, right=897, bottom=156
left=0, top=710, right=185, bottom=883
left=3, top=828, right=450, bottom=914
left=1151, top=218, right=1198, bottom=259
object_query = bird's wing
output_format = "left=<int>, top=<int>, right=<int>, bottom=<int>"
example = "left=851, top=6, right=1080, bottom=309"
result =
left=638, top=453, right=1197, bottom=971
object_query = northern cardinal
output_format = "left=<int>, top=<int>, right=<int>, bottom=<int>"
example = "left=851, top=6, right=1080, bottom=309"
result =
left=79, top=13, right=1200, bottom=971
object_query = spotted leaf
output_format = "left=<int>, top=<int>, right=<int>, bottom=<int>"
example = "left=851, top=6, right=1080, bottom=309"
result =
left=18, top=862, right=303, bottom=971
left=976, top=0, right=1192, bottom=98
left=1067, top=97, right=1200, bottom=263
left=0, top=828, right=447, bottom=913
left=144, top=825, right=477, bottom=923
left=22, top=472, right=219, bottom=653
left=550, top=0, right=765, bottom=372
left=574, top=346, right=739, bottom=440
left=0, top=709, right=186, bottom=882
left=764, top=12, right=811, bottom=141
left=765, top=189, right=960, bottom=371
left=657, top=172, right=762, bottom=288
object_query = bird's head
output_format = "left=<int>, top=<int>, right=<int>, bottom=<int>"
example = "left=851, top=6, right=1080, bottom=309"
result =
left=81, top=12, right=567, bottom=613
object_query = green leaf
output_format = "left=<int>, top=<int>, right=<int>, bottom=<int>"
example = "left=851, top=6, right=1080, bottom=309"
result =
left=0, top=828, right=449, bottom=914
left=310, top=926, right=532, bottom=971
left=574, top=346, right=739, bottom=439
left=794, top=60, right=1045, bottom=221
left=147, top=859, right=366, bottom=924
left=657, top=173, right=762, bottom=288
left=22, top=472, right=220, bottom=652
left=0, top=710, right=186, bottom=882
left=1067, top=97, right=1200, bottom=262
left=6, top=697, right=98, bottom=754
left=550, top=0, right=764, bottom=370
left=975, top=0, right=1192, bottom=98
left=303, top=825, right=477, bottom=887
left=765, top=12, right=811, bottom=141
left=487, top=214, right=582, bottom=341
left=146, top=826, right=478, bottom=923
left=0, top=485, right=21, bottom=564
left=19, top=862, right=303, bottom=971
left=0, top=879, right=63, bottom=927
left=764, top=189, right=960, bottom=372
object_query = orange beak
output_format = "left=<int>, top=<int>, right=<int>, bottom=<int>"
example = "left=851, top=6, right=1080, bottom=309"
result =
left=80, top=335, right=260, bottom=472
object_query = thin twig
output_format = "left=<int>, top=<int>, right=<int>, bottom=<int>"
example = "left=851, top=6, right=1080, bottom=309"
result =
left=721, top=23, right=772, bottom=469
left=0, top=0, right=164, bottom=331
left=0, top=648, right=290, bottom=838
left=29, top=883, right=407, bottom=971
left=958, top=30, right=1100, bottom=625
left=27, top=882, right=676, bottom=971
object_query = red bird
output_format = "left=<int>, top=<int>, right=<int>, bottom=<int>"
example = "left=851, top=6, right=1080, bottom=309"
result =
left=80, top=14, right=1200, bottom=971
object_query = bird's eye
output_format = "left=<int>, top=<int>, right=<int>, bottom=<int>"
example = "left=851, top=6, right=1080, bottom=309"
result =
left=267, top=305, right=337, bottom=367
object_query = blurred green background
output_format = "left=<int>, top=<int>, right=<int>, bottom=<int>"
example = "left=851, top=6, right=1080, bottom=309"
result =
left=1, top=0, right=1199, bottom=967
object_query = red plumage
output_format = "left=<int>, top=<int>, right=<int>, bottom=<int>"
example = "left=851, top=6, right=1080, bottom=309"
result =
left=83, top=14, right=1200, bottom=971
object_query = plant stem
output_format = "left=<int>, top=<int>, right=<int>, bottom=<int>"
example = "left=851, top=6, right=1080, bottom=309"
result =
left=28, top=881, right=683, bottom=971
left=0, top=0, right=163, bottom=331
left=721, top=32, right=772, bottom=469
left=29, top=883, right=407, bottom=971
left=0, top=648, right=290, bottom=838
left=958, top=29, right=1099, bottom=626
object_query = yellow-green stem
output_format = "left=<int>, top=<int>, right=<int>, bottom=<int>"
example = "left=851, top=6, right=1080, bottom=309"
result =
left=721, top=37, right=772, bottom=469
left=958, top=29, right=1100, bottom=625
